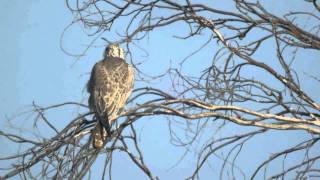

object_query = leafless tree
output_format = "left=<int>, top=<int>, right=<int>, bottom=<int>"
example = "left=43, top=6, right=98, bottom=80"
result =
left=1, top=0, right=320, bottom=179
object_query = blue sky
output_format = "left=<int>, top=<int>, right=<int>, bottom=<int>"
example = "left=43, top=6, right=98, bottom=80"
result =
left=0, top=1, right=198, bottom=179
left=0, top=0, right=319, bottom=179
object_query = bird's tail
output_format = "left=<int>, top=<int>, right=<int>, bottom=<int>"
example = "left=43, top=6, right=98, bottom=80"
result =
left=92, top=122, right=107, bottom=149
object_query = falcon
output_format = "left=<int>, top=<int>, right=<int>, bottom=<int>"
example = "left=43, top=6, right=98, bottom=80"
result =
left=87, top=44, right=134, bottom=149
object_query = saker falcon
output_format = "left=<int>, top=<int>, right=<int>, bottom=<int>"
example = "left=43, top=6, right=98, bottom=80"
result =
left=87, top=44, right=134, bottom=149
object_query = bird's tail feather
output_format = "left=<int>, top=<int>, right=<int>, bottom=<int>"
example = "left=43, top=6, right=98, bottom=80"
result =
left=92, top=122, right=107, bottom=149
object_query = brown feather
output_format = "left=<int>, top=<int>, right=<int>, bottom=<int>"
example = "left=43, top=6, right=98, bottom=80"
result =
left=88, top=56, right=134, bottom=149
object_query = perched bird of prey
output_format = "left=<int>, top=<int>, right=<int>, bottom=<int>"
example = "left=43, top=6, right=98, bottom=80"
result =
left=87, top=44, right=134, bottom=149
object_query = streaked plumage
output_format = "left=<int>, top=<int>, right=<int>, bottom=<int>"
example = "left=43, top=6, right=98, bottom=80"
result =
left=87, top=44, right=134, bottom=149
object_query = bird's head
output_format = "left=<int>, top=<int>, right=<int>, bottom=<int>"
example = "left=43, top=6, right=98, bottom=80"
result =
left=103, top=44, right=125, bottom=59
